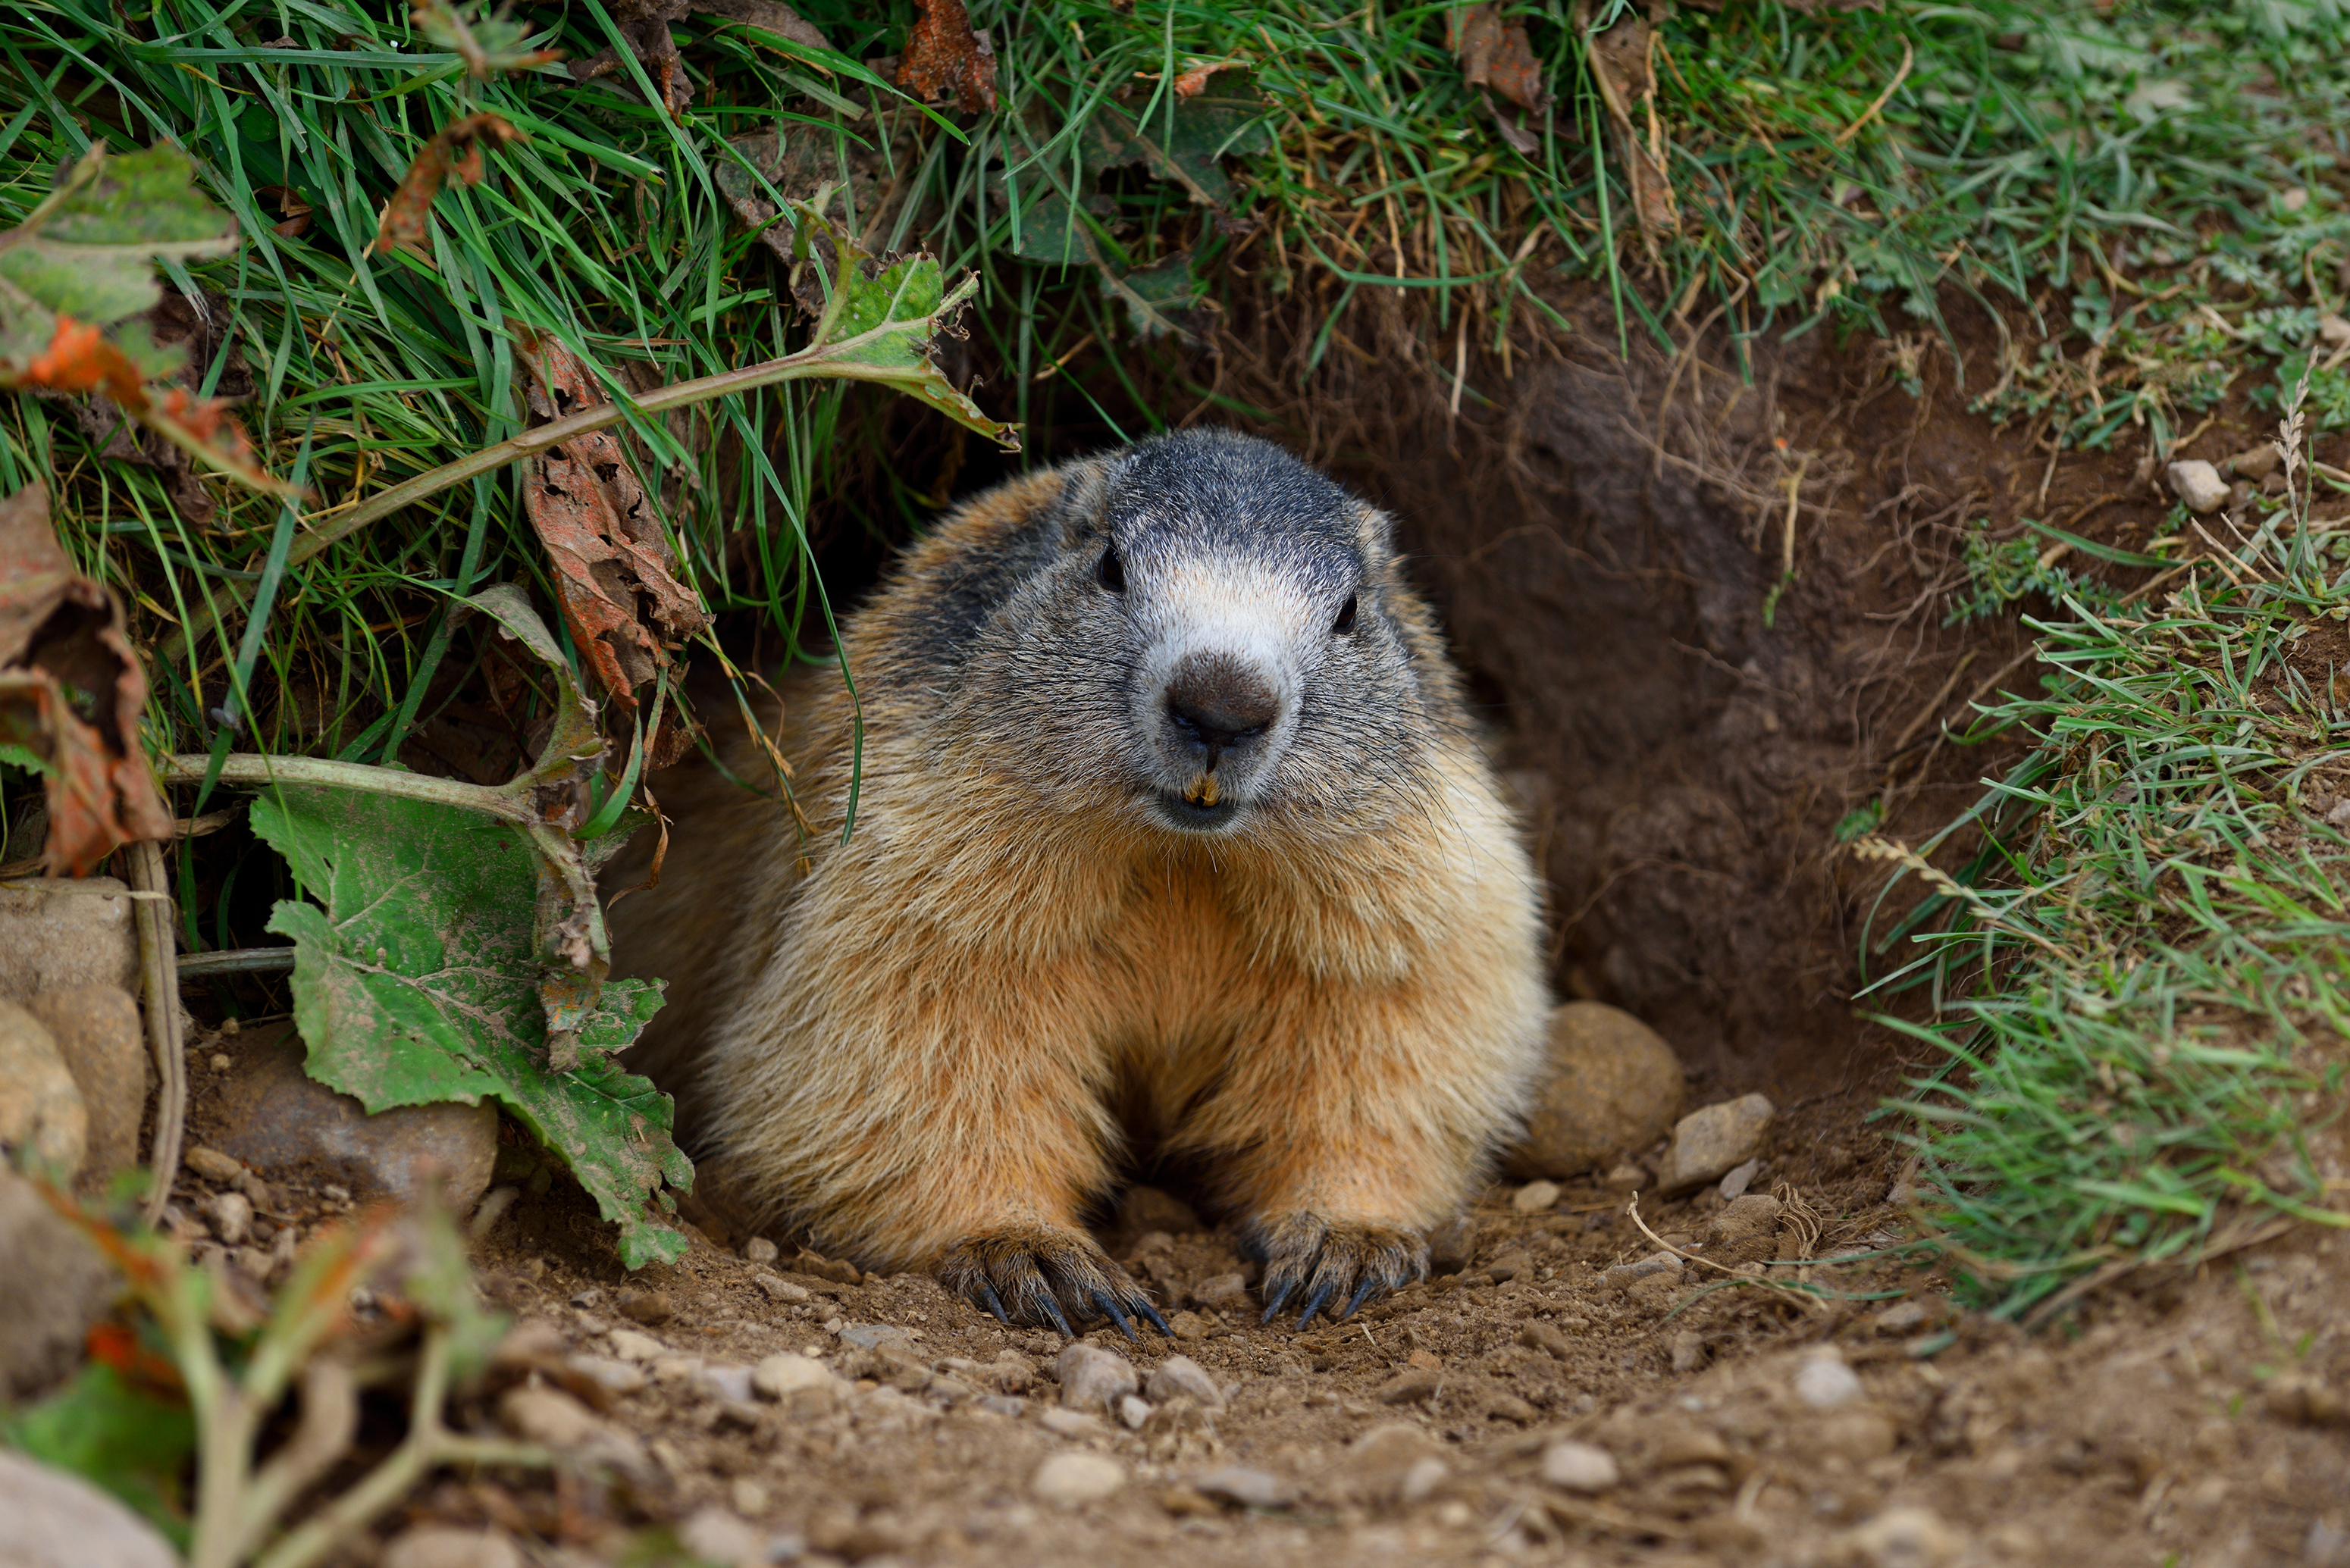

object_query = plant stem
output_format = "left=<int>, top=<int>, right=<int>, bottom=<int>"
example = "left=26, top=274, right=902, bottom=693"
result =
left=159, top=753, right=540, bottom=826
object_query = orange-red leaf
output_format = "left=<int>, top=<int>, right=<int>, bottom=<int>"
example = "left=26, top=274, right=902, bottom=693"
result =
left=374, top=111, right=526, bottom=256
left=896, top=0, right=997, bottom=114
left=25, top=317, right=145, bottom=402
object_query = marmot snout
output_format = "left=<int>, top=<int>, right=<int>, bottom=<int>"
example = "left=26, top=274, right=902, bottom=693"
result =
left=611, top=429, right=1551, bottom=1335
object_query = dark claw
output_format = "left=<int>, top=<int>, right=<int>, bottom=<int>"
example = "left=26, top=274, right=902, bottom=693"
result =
left=1296, top=1278, right=1337, bottom=1330
left=1039, top=1294, right=1075, bottom=1338
left=1260, top=1278, right=1295, bottom=1322
left=1092, top=1288, right=1138, bottom=1341
left=1339, top=1278, right=1380, bottom=1321
left=1135, top=1297, right=1173, bottom=1337
left=979, top=1282, right=1010, bottom=1325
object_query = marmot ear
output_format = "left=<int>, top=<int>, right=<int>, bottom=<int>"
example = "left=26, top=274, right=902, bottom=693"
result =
left=1352, top=502, right=1398, bottom=571
left=1051, top=459, right=1114, bottom=549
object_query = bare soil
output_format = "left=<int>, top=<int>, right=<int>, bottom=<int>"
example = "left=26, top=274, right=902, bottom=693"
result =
left=198, top=280, right=2350, bottom=1565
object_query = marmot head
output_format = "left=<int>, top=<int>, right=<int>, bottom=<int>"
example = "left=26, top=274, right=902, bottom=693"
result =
left=946, top=430, right=1438, bottom=842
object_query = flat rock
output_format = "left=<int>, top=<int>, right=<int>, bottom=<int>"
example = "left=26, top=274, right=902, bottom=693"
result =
left=1506, top=1002, right=1685, bottom=1178
left=1032, top=1451, right=1126, bottom=1506
left=1656, top=1094, right=1775, bottom=1195
left=21, top=987, right=146, bottom=1189
left=1192, top=1465, right=1294, bottom=1509
left=1056, top=1341, right=1138, bottom=1412
left=0, top=999, right=86, bottom=1178
left=381, top=1525, right=524, bottom=1568
left=1512, top=1179, right=1561, bottom=1213
left=1145, top=1354, right=1224, bottom=1407
left=1602, top=1251, right=1684, bottom=1291
left=2167, top=459, right=2229, bottom=513
left=0, top=1449, right=177, bottom=1568
left=203, top=1022, right=495, bottom=1210
left=752, top=1352, right=839, bottom=1399
left=1192, top=1272, right=1250, bottom=1311
left=1540, top=1439, right=1622, bottom=1493
left=0, top=879, right=139, bottom=1003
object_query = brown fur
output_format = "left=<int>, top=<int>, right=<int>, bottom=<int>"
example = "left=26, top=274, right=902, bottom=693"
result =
left=613, top=444, right=1549, bottom=1329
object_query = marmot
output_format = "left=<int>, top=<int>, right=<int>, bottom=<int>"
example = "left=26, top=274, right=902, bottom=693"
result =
left=613, top=430, right=1549, bottom=1333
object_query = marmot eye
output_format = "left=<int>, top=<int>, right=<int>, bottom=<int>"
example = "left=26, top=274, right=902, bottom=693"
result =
left=1097, top=544, right=1126, bottom=593
left=1333, top=593, right=1359, bottom=635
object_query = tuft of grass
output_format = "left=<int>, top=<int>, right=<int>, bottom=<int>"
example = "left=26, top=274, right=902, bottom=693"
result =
left=1867, top=382, right=2350, bottom=1319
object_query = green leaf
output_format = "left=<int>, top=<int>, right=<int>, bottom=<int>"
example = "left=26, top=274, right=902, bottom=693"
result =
left=249, top=785, right=691, bottom=1269
left=0, top=145, right=237, bottom=331
left=0, top=1362, right=196, bottom=1546
left=1084, top=80, right=1272, bottom=210
left=1106, top=251, right=1203, bottom=338
left=786, top=202, right=1019, bottom=448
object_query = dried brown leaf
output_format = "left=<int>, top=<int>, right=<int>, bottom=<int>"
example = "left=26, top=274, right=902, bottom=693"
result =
left=694, top=0, right=832, bottom=52
left=0, top=483, right=173, bottom=874
left=373, top=112, right=526, bottom=256
left=1449, top=2, right=1549, bottom=113
left=896, top=0, right=997, bottom=114
left=515, top=337, right=713, bottom=716
left=1582, top=8, right=1678, bottom=242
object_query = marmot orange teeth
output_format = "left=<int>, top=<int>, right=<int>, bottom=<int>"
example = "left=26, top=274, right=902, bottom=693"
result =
left=609, top=430, right=1551, bottom=1335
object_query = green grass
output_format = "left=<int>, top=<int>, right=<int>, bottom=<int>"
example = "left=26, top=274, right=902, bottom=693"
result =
left=1866, top=394, right=2350, bottom=1318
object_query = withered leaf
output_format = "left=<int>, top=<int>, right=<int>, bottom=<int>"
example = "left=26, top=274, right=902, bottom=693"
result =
left=1450, top=3, right=1550, bottom=114
left=374, top=111, right=526, bottom=256
left=897, top=0, right=997, bottom=114
left=0, top=483, right=172, bottom=875
left=1581, top=7, right=1678, bottom=242
left=694, top=0, right=832, bottom=52
left=515, top=336, right=713, bottom=715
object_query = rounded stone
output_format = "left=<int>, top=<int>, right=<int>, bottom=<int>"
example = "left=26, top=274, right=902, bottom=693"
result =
left=381, top=1526, right=523, bottom=1568
left=0, top=879, right=140, bottom=1003
left=202, top=1021, right=496, bottom=1210
left=0, top=1450, right=177, bottom=1568
left=0, top=1167, right=118, bottom=1399
left=1032, top=1451, right=1126, bottom=1506
left=1540, top=1438, right=1622, bottom=1494
left=1504, top=1003, right=1684, bottom=1179
left=0, top=999, right=86, bottom=1179
left=23, top=986, right=147, bottom=1189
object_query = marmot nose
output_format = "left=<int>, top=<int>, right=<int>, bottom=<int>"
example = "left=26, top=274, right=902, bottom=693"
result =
left=1164, top=653, right=1280, bottom=760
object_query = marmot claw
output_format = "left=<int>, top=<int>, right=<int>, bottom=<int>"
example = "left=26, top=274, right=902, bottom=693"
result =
left=1252, top=1215, right=1428, bottom=1329
left=941, top=1225, right=1171, bottom=1341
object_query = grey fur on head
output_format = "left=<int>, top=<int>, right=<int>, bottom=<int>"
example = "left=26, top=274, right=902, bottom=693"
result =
left=918, top=429, right=1446, bottom=844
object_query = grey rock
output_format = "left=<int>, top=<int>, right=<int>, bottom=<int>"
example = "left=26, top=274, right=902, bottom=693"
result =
left=1601, top=1251, right=1684, bottom=1291
left=838, top=1322, right=914, bottom=1351
left=675, top=1507, right=767, bottom=1568
left=1512, top=1179, right=1562, bottom=1213
left=22, top=987, right=147, bottom=1188
left=0, top=1449, right=177, bottom=1568
left=1117, top=1394, right=1153, bottom=1429
left=1540, top=1439, right=1621, bottom=1493
left=1427, top=1213, right=1479, bottom=1274
left=381, top=1525, right=524, bottom=1568
left=0, top=1165, right=115, bottom=1400
left=1716, top=1156, right=1762, bottom=1200
left=0, top=879, right=139, bottom=1003
left=1192, top=1465, right=1294, bottom=1509
left=751, top=1352, right=838, bottom=1399
left=1055, top=1341, right=1138, bottom=1413
left=0, top=999, right=86, bottom=1178
left=1656, top=1094, right=1775, bottom=1195
left=1505, top=1002, right=1685, bottom=1178
left=753, top=1272, right=810, bottom=1304
left=1794, top=1349, right=1865, bottom=1410
left=568, top=1354, right=647, bottom=1394
left=1145, top=1354, right=1224, bottom=1407
left=2167, top=459, right=2229, bottom=513
left=741, top=1235, right=779, bottom=1264
left=1032, top=1451, right=1125, bottom=1505
left=205, top=1022, right=496, bottom=1209
left=699, top=1361, right=754, bottom=1404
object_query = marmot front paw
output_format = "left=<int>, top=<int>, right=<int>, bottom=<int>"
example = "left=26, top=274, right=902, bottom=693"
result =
left=940, top=1223, right=1172, bottom=1340
left=1252, top=1214, right=1429, bottom=1329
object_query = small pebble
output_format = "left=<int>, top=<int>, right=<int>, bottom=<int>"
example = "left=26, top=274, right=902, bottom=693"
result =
left=1191, top=1466, right=1294, bottom=1510
left=566, top=1355, right=647, bottom=1395
left=1055, top=1342, right=1139, bottom=1413
left=615, top=1287, right=672, bottom=1325
left=1399, top=1455, right=1450, bottom=1504
left=209, top=1053, right=233, bottom=1075
left=1038, top=1406, right=1104, bottom=1438
left=1145, top=1354, right=1224, bottom=1407
left=1032, top=1451, right=1126, bottom=1506
left=676, top=1506, right=766, bottom=1568
left=1118, top=1394, right=1153, bottom=1429
left=741, top=1236, right=779, bottom=1265
left=1540, top=1439, right=1621, bottom=1494
left=569, top=1288, right=603, bottom=1310
left=381, top=1525, right=522, bottom=1568
left=1716, top=1157, right=1762, bottom=1200
left=205, top=1191, right=252, bottom=1247
left=497, top=1386, right=603, bottom=1448
left=1794, top=1349, right=1865, bottom=1410
left=754, top=1273, right=810, bottom=1304
left=1512, top=1180, right=1561, bottom=1213
left=2167, top=459, right=2229, bottom=513
left=1841, top=1505, right=1963, bottom=1568
left=184, top=1147, right=244, bottom=1184
left=607, top=1328, right=665, bottom=1363
left=1602, top=1252, right=1684, bottom=1291
left=1193, top=1272, right=1250, bottom=1311
left=1517, top=1320, right=1572, bottom=1359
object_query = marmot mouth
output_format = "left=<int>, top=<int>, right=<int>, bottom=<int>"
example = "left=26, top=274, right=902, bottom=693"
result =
left=1153, top=789, right=1239, bottom=831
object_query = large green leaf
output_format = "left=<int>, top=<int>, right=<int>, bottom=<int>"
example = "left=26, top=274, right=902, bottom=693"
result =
left=0, top=144, right=237, bottom=349
left=249, top=785, right=691, bottom=1269
left=0, top=1362, right=196, bottom=1546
